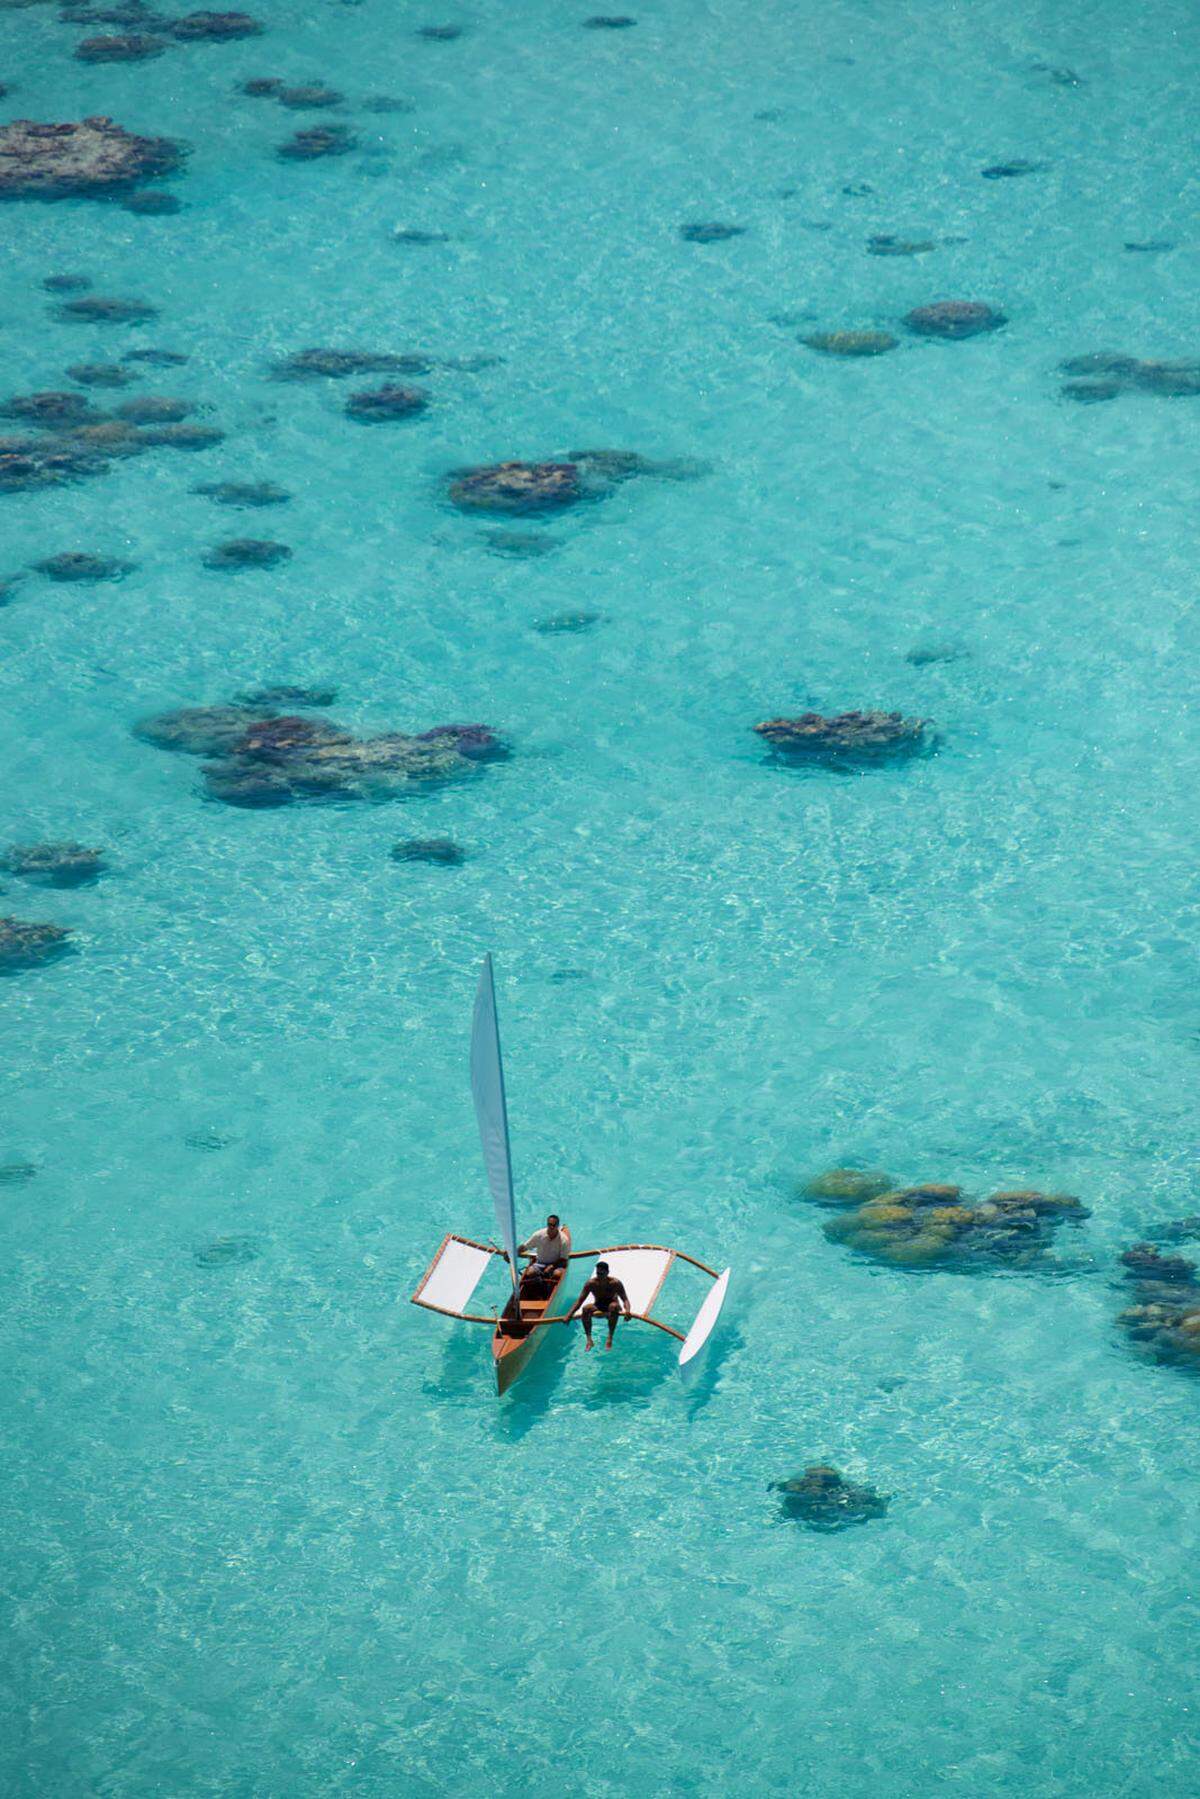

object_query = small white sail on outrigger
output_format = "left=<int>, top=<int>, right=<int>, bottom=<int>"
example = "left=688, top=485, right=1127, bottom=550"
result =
left=410, top=956, right=732, bottom=1395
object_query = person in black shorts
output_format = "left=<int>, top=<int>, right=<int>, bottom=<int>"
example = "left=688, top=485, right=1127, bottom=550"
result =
left=565, top=1261, right=632, bottom=1351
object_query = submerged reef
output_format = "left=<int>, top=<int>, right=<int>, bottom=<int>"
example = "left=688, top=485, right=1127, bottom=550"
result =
left=534, top=609, right=606, bottom=634
left=802, top=330, right=898, bottom=357
left=0, top=842, right=106, bottom=886
left=135, top=702, right=505, bottom=808
left=1058, top=353, right=1200, bottom=403
left=391, top=838, right=466, bottom=865
left=67, top=364, right=136, bottom=387
left=808, top=1172, right=1089, bottom=1270
left=138, top=423, right=224, bottom=449
left=980, top=160, right=1047, bottom=179
left=344, top=384, right=429, bottom=422
left=904, top=301, right=1006, bottom=340
left=0, top=117, right=183, bottom=198
left=272, top=347, right=432, bottom=380
left=2, top=390, right=105, bottom=427
left=202, top=538, right=291, bottom=570
left=75, top=33, right=167, bottom=60
left=124, top=348, right=188, bottom=366
left=866, top=235, right=936, bottom=256
left=278, top=85, right=344, bottom=110
left=754, top=711, right=930, bottom=764
left=679, top=221, right=746, bottom=243
left=277, top=124, right=356, bottom=161
left=771, top=1466, right=890, bottom=1530
left=448, top=450, right=702, bottom=515
left=0, top=917, right=73, bottom=972
left=32, top=551, right=134, bottom=581
left=448, top=460, right=582, bottom=515
left=0, top=374, right=217, bottom=491
left=169, top=10, right=262, bottom=38
left=1148, top=1216, right=1200, bottom=1244
left=800, top=1168, right=893, bottom=1206
left=54, top=295, right=159, bottom=324
left=194, top=1237, right=260, bottom=1267
left=1116, top=1243, right=1200, bottom=1374
left=233, top=684, right=336, bottom=706
left=115, top=396, right=194, bottom=423
left=192, top=479, right=290, bottom=506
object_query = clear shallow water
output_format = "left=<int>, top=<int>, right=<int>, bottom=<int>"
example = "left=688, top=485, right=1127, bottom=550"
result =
left=2, top=0, right=1200, bottom=1792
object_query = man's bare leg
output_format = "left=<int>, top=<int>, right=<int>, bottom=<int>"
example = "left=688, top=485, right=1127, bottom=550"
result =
left=605, top=1303, right=620, bottom=1350
left=582, top=1308, right=595, bottom=1351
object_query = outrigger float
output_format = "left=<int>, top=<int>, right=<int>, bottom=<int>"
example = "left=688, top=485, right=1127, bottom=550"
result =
left=411, top=956, right=732, bottom=1396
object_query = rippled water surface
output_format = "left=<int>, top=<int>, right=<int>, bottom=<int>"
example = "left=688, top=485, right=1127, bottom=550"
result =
left=3, top=0, right=1200, bottom=1792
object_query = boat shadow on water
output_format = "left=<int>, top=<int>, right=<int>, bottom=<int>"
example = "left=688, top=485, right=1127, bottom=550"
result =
left=422, top=1327, right=494, bottom=1403
left=495, top=1324, right=701, bottom=1439
left=683, top=1319, right=742, bottom=1420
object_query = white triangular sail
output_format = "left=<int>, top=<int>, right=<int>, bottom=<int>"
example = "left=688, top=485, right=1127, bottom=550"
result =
left=471, top=955, right=520, bottom=1296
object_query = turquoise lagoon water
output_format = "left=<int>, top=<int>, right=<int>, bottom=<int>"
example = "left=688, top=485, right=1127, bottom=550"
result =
left=2, top=0, right=1200, bottom=1791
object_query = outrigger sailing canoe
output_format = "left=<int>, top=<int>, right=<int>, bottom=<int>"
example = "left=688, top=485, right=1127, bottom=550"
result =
left=411, top=956, right=732, bottom=1396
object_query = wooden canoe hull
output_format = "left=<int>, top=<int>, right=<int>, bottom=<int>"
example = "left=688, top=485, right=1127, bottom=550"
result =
left=493, top=1261, right=569, bottom=1395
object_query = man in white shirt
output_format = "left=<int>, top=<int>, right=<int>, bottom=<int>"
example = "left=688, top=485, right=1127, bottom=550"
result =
left=518, top=1214, right=571, bottom=1292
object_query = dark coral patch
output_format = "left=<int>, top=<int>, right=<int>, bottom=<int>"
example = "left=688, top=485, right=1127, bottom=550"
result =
left=33, top=551, right=134, bottom=581
left=391, top=838, right=466, bottom=865
left=1117, top=1242, right=1200, bottom=1373
left=867, top=235, right=935, bottom=256
left=344, top=384, right=429, bottom=422
left=202, top=538, right=291, bottom=569
left=0, top=917, right=73, bottom=972
left=680, top=221, right=746, bottom=243
left=55, top=295, right=159, bottom=324
left=817, top=1178, right=1089, bottom=1270
left=192, top=480, right=290, bottom=506
left=194, top=1237, right=260, bottom=1266
left=771, top=1466, right=890, bottom=1530
left=272, top=347, right=431, bottom=379
left=981, top=160, right=1046, bottom=179
left=1, top=390, right=106, bottom=427
left=67, top=359, right=134, bottom=384
left=123, top=348, right=189, bottom=366
left=755, top=711, right=930, bottom=762
left=116, top=396, right=194, bottom=423
left=0, top=117, right=183, bottom=199
left=136, top=705, right=504, bottom=808
left=0, top=842, right=106, bottom=886
left=802, top=331, right=897, bottom=357
left=449, top=460, right=582, bottom=515
left=168, top=11, right=262, bottom=39
left=278, top=85, right=344, bottom=109
left=905, top=301, right=1006, bottom=339
left=74, top=32, right=167, bottom=59
left=534, top=610, right=605, bottom=635
left=277, top=124, right=355, bottom=160
left=234, top=684, right=335, bottom=707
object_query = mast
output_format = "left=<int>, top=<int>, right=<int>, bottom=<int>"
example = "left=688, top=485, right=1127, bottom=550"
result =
left=470, top=955, right=521, bottom=1303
